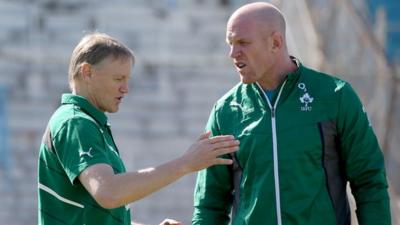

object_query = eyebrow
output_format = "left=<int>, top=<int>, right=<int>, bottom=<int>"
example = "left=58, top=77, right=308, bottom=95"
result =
left=226, top=33, right=235, bottom=43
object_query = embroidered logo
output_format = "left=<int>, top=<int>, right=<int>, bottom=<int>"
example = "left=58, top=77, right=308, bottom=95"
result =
left=230, top=101, right=254, bottom=114
left=79, top=147, right=94, bottom=158
left=298, top=83, right=314, bottom=111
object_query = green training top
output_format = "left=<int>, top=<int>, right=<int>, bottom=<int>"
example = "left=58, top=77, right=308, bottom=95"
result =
left=38, top=94, right=131, bottom=225
left=193, top=60, right=390, bottom=225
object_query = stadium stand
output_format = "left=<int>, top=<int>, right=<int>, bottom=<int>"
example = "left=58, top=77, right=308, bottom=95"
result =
left=0, top=0, right=398, bottom=224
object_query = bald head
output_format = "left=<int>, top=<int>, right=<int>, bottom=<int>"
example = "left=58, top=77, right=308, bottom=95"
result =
left=228, top=2, right=286, bottom=37
left=226, top=2, right=295, bottom=90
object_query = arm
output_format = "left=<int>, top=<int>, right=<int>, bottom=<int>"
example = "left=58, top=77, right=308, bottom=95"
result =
left=79, top=132, right=239, bottom=209
left=337, top=83, right=391, bottom=225
left=192, top=164, right=233, bottom=225
left=192, top=105, right=234, bottom=225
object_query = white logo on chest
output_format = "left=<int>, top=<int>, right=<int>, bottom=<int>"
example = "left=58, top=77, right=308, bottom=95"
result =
left=230, top=101, right=254, bottom=114
left=79, top=147, right=94, bottom=158
left=298, top=83, right=314, bottom=111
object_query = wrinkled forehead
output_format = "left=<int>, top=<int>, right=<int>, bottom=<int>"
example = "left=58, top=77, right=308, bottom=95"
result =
left=227, top=13, right=250, bottom=31
left=227, top=12, right=250, bottom=30
left=226, top=15, right=263, bottom=40
left=227, top=6, right=284, bottom=36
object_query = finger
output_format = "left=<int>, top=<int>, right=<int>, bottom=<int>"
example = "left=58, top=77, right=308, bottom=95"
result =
left=213, top=158, right=234, bottom=165
left=211, top=139, right=240, bottom=149
left=197, top=131, right=211, bottom=141
left=208, top=135, right=236, bottom=144
left=213, top=145, right=239, bottom=157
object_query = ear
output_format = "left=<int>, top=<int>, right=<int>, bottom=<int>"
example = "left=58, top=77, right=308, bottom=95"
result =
left=80, top=63, right=92, bottom=80
left=271, top=32, right=283, bottom=52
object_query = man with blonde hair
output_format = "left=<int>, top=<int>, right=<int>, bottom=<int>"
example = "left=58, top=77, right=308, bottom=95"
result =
left=38, top=32, right=239, bottom=225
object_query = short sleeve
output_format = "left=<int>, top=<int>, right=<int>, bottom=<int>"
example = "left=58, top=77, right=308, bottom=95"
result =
left=53, top=118, right=112, bottom=184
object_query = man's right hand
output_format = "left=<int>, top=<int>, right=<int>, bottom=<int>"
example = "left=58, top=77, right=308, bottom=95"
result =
left=179, top=132, right=239, bottom=174
left=79, top=132, right=239, bottom=209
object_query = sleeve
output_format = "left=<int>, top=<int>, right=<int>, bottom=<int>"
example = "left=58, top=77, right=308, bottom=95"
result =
left=336, top=83, right=391, bottom=225
left=53, top=118, right=113, bottom=184
left=192, top=104, right=234, bottom=225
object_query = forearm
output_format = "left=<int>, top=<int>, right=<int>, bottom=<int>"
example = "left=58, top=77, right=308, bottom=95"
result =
left=79, top=158, right=188, bottom=209
left=109, top=133, right=238, bottom=206
left=108, top=157, right=188, bottom=207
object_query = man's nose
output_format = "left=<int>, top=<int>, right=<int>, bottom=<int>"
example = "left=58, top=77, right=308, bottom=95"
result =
left=121, top=82, right=129, bottom=93
left=229, top=45, right=241, bottom=58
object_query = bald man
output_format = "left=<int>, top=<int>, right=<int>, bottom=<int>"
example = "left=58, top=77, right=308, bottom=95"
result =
left=192, top=2, right=390, bottom=225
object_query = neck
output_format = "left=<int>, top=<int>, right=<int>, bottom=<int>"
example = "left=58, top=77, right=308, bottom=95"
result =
left=258, top=56, right=297, bottom=90
left=72, top=83, right=89, bottom=99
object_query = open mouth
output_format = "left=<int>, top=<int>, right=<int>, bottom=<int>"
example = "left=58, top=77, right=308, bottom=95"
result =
left=235, top=62, right=246, bottom=69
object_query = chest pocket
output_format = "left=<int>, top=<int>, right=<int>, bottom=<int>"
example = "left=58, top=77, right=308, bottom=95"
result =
left=276, top=105, right=326, bottom=165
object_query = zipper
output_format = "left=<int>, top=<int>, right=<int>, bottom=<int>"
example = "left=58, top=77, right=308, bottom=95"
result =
left=256, top=80, right=287, bottom=225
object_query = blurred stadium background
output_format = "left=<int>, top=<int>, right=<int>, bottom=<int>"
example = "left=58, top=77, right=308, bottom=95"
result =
left=0, top=0, right=399, bottom=224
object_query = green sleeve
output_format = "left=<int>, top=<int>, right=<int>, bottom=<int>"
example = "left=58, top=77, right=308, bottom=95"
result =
left=337, top=83, right=391, bottom=225
left=53, top=118, right=113, bottom=184
left=192, top=105, right=234, bottom=225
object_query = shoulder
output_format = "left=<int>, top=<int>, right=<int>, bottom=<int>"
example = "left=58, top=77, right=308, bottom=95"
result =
left=48, top=104, right=101, bottom=138
left=299, top=65, right=352, bottom=97
left=302, top=65, right=346, bottom=86
left=213, top=82, right=256, bottom=111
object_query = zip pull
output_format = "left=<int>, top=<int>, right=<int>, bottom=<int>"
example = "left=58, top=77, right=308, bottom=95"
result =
left=271, top=107, right=275, bottom=118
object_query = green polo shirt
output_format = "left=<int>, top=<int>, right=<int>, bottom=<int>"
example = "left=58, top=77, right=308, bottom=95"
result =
left=38, top=94, right=131, bottom=225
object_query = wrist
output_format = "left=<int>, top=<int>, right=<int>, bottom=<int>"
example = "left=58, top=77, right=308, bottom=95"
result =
left=172, top=156, right=191, bottom=176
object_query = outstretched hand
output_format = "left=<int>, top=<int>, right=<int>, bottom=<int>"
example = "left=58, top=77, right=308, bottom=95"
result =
left=180, top=131, right=239, bottom=173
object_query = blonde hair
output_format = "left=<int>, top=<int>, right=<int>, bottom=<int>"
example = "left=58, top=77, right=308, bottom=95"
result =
left=68, top=32, right=134, bottom=89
